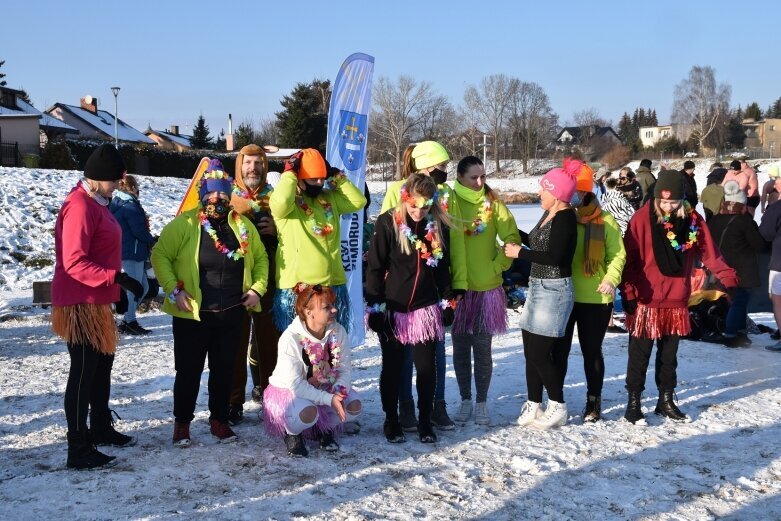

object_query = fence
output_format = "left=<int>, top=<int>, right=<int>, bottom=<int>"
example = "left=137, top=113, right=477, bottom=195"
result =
left=0, top=142, right=20, bottom=167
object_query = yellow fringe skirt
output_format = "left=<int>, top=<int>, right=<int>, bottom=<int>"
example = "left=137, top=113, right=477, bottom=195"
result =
left=51, top=304, right=118, bottom=355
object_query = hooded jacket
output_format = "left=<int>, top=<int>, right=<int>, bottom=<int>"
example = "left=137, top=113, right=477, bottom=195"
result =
left=634, top=166, right=656, bottom=202
left=109, top=190, right=155, bottom=261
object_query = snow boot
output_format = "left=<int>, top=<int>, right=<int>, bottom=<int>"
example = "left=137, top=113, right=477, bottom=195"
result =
left=624, top=390, right=645, bottom=424
left=285, top=434, right=308, bottom=457
left=383, top=417, right=406, bottom=444
left=453, top=399, right=473, bottom=422
left=431, top=400, right=455, bottom=430
left=474, top=402, right=491, bottom=426
left=67, top=431, right=117, bottom=470
left=516, top=400, right=543, bottom=427
left=532, top=400, right=568, bottom=430
left=583, top=395, right=602, bottom=423
left=319, top=431, right=340, bottom=451
left=209, top=419, right=237, bottom=443
left=120, top=320, right=150, bottom=336
left=251, top=385, right=263, bottom=404
left=172, top=421, right=191, bottom=448
left=399, top=399, right=417, bottom=432
left=227, top=404, right=244, bottom=426
left=654, top=390, right=688, bottom=422
left=90, top=410, right=136, bottom=447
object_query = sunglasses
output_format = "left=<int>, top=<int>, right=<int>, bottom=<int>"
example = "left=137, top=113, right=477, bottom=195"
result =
left=303, top=284, right=323, bottom=307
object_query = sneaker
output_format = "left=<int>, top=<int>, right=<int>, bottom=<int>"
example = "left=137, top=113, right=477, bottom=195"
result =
left=532, top=400, right=568, bottom=430
left=453, top=399, right=473, bottom=423
left=209, top=419, right=237, bottom=443
left=319, top=432, right=340, bottom=451
left=343, top=421, right=361, bottom=435
left=766, top=342, right=781, bottom=352
left=474, top=402, right=491, bottom=426
left=432, top=400, right=455, bottom=430
left=399, top=400, right=417, bottom=432
left=172, top=421, right=191, bottom=448
left=120, top=320, right=151, bottom=335
left=285, top=434, right=308, bottom=457
left=516, top=401, right=543, bottom=427
left=417, top=422, right=438, bottom=443
left=383, top=419, right=406, bottom=444
left=251, top=386, right=263, bottom=404
left=227, top=404, right=244, bottom=426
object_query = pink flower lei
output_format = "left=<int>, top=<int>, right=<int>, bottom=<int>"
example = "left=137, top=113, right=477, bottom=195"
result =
left=296, top=195, right=335, bottom=236
left=300, top=333, right=345, bottom=395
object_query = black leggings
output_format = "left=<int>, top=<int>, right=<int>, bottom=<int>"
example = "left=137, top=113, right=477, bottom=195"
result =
left=557, top=302, right=612, bottom=396
left=522, top=329, right=566, bottom=403
left=64, top=343, right=114, bottom=433
left=379, top=336, right=435, bottom=426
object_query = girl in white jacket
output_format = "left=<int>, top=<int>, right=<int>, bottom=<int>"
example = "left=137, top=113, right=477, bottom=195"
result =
left=263, top=283, right=361, bottom=457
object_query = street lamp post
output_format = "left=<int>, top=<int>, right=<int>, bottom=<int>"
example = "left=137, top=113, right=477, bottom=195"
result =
left=111, top=86, right=120, bottom=149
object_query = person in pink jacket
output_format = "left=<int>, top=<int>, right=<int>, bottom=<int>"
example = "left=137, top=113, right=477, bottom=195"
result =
left=52, top=144, right=144, bottom=470
left=722, top=160, right=759, bottom=215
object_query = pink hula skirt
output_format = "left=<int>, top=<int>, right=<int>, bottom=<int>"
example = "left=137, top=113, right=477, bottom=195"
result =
left=393, top=303, right=444, bottom=345
left=262, top=385, right=342, bottom=439
left=453, top=287, right=507, bottom=336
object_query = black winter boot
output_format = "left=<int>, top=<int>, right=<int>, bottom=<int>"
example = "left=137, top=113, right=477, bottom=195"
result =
left=383, top=417, right=406, bottom=444
left=624, top=390, right=645, bottom=424
left=67, top=431, right=117, bottom=470
left=90, top=410, right=136, bottom=447
left=284, top=434, right=308, bottom=457
left=431, top=400, right=455, bottom=430
left=654, top=390, right=688, bottom=422
left=583, top=395, right=602, bottom=423
left=399, top=399, right=417, bottom=432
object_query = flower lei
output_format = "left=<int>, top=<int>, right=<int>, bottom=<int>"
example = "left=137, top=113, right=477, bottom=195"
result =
left=400, top=185, right=436, bottom=208
left=300, top=333, right=345, bottom=395
left=297, top=195, right=334, bottom=236
left=438, top=188, right=449, bottom=213
left=198, top=209, right=249, bottom=260
left=439, top=298, right=458, bottom=310
left=465, top=199, right=493, bottom=236
left=662, top=211, right=699, bottom=252
left=395, top=212, right=444, bottom=267
left=233, top=184, right=272, bottom=215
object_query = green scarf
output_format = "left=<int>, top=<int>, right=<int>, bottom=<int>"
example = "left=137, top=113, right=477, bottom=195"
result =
left=454, top=180, right=486, bottom=204
left=575, top=199, right=605, bottom=277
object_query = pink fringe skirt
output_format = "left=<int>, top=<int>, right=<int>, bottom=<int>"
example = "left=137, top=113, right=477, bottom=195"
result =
left=453, top=286, right=507, bottom=336
left=625, top=304, right=690, bottom=339
left=262, top=385, right=342, bottom=439
left=393, top=303, right=444, bottom=345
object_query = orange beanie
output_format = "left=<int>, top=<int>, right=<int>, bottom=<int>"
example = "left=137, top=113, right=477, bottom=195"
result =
left=569, top=159, right=594, bottom=193
left=297, top=148, right=327, bottom=179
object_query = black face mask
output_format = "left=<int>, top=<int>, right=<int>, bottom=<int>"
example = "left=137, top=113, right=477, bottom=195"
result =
left=204, top=200, right=230, bottom=221
left=429, top=168, right=447, bottom=186
left=304, top=183, right=324, bottom=198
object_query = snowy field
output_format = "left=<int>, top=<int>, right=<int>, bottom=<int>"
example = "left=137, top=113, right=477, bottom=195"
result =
left=0, top=163, right=780, bottom=519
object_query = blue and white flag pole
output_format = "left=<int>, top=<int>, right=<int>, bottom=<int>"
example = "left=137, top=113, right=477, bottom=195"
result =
left=326, top=52, right=375, bottom=347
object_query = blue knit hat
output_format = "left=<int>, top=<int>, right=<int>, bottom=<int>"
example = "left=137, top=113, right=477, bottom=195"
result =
left=199, top=159, right=233, bottom=200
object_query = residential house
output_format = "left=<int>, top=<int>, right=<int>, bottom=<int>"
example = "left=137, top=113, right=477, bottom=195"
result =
left=556, top=125, right=621, bottom=148
left=743, top=118, right=781, bottom=155
left=46, top=96, right=155, bottom=145
left=145, top=125, right=192, bottom=151
left=638, top=124, right=694, bottom=149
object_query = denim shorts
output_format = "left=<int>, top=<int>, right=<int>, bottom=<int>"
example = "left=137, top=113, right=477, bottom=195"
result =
left=519, top=277, right=574, bottom=337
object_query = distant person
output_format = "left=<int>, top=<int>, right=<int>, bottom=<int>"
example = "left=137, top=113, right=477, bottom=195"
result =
left=722, top=160, right=759, bottom=216
left=742, top=159, right=761, bottom=215
left=759, top=172, right=781, bottom=352
left=616, top=167, right=642, bottom=209
left=701, top=166, right=728, bottom=222
left=761, top=164, right=780, bottom=213
left=680, top=160, right=698, bottom=207
left=593, top=167, right=610, bottom=201
left=635, top=159, right=656, bottom=203
left=601, top=177, right=635, bottom=236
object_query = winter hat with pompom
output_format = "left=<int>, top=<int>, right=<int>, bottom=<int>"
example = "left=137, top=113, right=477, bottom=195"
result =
left=574, top=160, right=594, bottom=192
left=540, top=158, right=580, bottom=201
left=723, top=180, right=747, bottom=204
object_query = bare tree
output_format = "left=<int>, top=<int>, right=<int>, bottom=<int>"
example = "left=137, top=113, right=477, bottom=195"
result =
left=371, top=75, right=436, bottom=178
left=415, top=94, right=454, bottom=141
left=671, top=65, right=731, bottom=152
left=464, top=74, right=518, bottom=173
left=572, top=107, right=608, bottom=128
left=256, top=115, right=279, bottom=147
left=509, top=81, right=558, bottom=175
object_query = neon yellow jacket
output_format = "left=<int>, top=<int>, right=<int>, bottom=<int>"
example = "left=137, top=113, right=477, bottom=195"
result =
left=151, top=208, right=269, bottom=320
left=270, top=171, right=366, bottom=289
left=454, top=184, right=520, bottom=291
left=571, top=211, right=626, bottom=304
left=380, top=179, right=467, bottom=290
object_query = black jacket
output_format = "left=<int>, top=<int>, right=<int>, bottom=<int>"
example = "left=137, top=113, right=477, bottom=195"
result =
left=708, top=211, right=768, bottom=288
left=366, top=210, right=452, bottom=313
left=759, top=200, right=781, bottom=271
left=682, top=172, right=698, bottom=207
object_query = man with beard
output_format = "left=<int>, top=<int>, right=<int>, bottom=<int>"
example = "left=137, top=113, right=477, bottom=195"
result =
left=227, top=144, right=279, bottom=423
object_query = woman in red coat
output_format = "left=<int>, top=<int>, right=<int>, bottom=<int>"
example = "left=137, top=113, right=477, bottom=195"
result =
left=620, top=170, right=738, bottom=425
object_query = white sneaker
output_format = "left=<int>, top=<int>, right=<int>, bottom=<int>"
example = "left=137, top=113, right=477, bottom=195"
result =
left=516, top=401, right=543, bottom=427
left=454, top=399, right=473, bottom=422
left=532, top=400, right=568, bottom=430
left=474, top=402, right=491, bottom=425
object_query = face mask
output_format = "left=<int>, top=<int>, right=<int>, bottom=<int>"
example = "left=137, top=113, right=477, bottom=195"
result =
left=429, top=168, right=447, bottom=185
left=304, top=183, right=324, bottom=198
left=204, top=199, right=230, bottom=221
left=570, top=192, right=582, bottom=207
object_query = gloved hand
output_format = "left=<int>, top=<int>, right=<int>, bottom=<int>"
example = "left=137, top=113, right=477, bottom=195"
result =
left=623, top=299, right=638, bottom=316
left=284, top=151, right=304, bottom=174
left=442, top=307, right=455, bottom=328
left=367, top=312, right=388, bottom=334
left=115, top=272, right=144, bottom=301
left=323, top=159, right=341, bottom=179
left=452, top=289, right=466, bottom=301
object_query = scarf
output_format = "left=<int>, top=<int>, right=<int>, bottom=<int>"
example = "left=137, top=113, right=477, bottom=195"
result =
left=454, top=180, right=487, bottom=205
left=574, top=198, right=605, bottom=276
left=650, top=206, right=689, bottom=277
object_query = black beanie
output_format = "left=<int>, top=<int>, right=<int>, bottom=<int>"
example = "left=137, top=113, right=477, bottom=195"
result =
left=683, top=160, right=695, bottom=170
left=639, top=158, right=652, bottom=168
left=729, top=159, right=742, bottom=171
left=654, top=170, right=684, bottom=200
left=84, top=144, right=126, bottom=181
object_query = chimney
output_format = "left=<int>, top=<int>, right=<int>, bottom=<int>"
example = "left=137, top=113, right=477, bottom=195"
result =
left=80, top=95, right=98, bottom=114
left=226, top=113, right=234, bottom=151
left=170, top=125, right=179, bottom=135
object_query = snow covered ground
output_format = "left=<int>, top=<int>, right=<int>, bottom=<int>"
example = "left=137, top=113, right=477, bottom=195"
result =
left=0, top=164, right=780, bottom=519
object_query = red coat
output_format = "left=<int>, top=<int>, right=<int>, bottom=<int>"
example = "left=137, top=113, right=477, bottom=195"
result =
left=621, top=204, right=737, bottom=308
left=52, top=184, right=122, bottom=306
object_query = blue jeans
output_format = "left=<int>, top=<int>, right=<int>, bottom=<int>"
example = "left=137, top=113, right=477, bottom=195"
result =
left=400, top=339, right=446, bottom=402
left=724, top=287, right=751, bottom=336
left=122, top=259, right=148, bottom=323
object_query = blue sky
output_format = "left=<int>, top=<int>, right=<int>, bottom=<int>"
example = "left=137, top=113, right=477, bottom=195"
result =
left=2, top=0, right=777, bottom=137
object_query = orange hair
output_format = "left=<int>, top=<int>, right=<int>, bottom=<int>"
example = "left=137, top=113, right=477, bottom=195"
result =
left=293, top=283, right=336, bottom=320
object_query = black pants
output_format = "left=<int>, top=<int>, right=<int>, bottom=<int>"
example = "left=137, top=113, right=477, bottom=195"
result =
left=230, top=310, right=281, bottom=405
left=379, top=336, right=435, bottom=426
left=625, top=335, right=680, bottom=393
left=522, top=329, right=566, bottom=403
left=557, top=302, right=612, bottom=396
left=64, top=342, right=115, bottom=433
left=172, top=307, right=244, bottom=423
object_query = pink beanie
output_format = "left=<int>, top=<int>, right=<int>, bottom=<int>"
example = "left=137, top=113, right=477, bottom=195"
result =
left=540, top=160, right=580, bottom=201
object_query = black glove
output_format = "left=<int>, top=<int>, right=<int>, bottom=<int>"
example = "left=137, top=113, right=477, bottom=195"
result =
left=442, top=307, right=455, bottom=328
left=115, top=272, right=144, bottom=301
left=622, top=299, right=638, bottom=316
left=452, top=289, right=466, bottom=300
left=323, top=159, right=341, bottom=180
left=367, top=311, right=388, bottom=334
left=283, top=151, right=304, bottom=174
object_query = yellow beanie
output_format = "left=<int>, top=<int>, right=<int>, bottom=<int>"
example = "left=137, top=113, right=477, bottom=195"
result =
left=412, top=141, right=450, bottom=170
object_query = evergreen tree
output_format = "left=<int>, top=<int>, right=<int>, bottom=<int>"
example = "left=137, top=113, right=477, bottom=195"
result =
left=745, top=101, right=762, bottom=120
left=234, top=121, right=255, bottom=149
left=649, top=109, right=658, bottom=126
left=617, top=112, right=633, bottom=143
left=773, top=97, right=781, bottom=118
left=0, top=60, right=6, bottom=87
left=275, top=79, right=331, bottom=151
left=190, top=114, right=213, bottom=149
left=214, top=129, right=226, bottom=151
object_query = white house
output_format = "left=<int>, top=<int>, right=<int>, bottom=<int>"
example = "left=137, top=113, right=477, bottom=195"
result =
left=46, top=96, right=155, bottom=145
left=639, top=124, right=694, bottom=148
